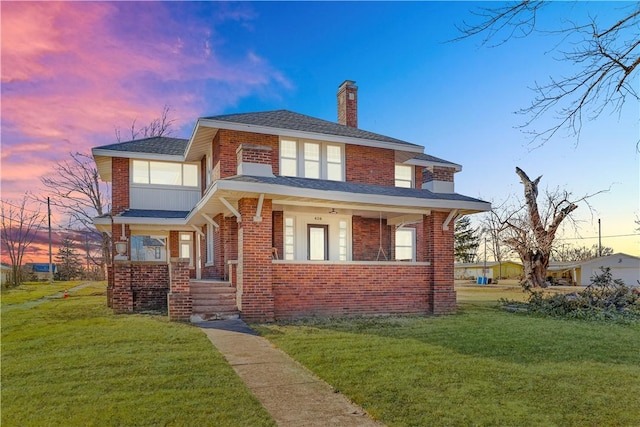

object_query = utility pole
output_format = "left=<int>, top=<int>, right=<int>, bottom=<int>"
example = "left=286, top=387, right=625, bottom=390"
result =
left=48, top=197, right=53, bottom=283
left=483, top=237, right=487, bottom=284
left=598, top=219, right=602, bottom=257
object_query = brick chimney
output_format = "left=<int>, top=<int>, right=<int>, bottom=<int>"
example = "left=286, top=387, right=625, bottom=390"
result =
left=337, top=80, right=358, bottom=128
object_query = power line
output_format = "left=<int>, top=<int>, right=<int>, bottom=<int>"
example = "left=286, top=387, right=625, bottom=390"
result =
left=556, top=233, right=639, bottom=241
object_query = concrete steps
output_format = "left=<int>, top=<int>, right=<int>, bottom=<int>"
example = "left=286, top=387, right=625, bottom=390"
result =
left=190, top=281, right=239, bottom=322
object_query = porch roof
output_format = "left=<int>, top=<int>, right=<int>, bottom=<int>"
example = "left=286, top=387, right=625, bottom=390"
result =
left=188, top=174, right=491, bottom=225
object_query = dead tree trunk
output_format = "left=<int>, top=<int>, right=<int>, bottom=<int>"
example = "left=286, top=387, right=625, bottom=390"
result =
left=505, top=168, right=578, bottom=289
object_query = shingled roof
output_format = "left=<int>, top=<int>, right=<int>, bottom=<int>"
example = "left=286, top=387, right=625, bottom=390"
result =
left=204, top=110, right=421, bottom=148
left=94, top=136, right=188, bottom=155
left=223, top=175, right=486, bottom=204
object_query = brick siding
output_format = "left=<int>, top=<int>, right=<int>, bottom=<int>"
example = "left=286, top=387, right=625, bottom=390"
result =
left=352, top=216, right=392, bottom=261
left=111, top=157, right=130, bottom=215
left=423, top=166, right=455, bottom=183
left=345, top=145, right=395, bottom=186
left=213, top=130, right=279, bottom=180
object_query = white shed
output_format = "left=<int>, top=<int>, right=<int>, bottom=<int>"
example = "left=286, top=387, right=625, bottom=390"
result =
left=578, top=253, right=640, bottom=287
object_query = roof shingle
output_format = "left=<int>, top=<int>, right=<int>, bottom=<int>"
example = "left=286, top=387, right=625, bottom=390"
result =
left=205, top=110, right=420, bottom=148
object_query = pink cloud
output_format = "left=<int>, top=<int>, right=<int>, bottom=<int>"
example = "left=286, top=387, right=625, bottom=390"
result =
left=1, top=2, right=290, bottom=200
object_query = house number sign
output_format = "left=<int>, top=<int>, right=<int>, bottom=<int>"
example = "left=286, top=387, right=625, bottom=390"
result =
left=314, top=216, right=322, bottom=221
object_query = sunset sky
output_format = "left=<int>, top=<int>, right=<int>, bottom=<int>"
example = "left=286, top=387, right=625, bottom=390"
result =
left=2, top=1, right=638, bottom=263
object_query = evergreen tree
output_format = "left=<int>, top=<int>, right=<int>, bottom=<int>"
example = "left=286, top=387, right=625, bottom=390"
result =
left=55, top=237, right=82, bottom=281
left=454, top=216, right=479, bottom=263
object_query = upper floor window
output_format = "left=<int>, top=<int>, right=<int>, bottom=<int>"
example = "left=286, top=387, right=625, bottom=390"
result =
left=395, top=164, right=414, bottom=188
left=280, top=139, right=344, bottom=181
left=132, top=160, right=198, bottom=187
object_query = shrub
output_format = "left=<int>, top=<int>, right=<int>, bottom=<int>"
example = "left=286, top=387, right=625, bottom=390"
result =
left=502, top=268, right=640, bottom=323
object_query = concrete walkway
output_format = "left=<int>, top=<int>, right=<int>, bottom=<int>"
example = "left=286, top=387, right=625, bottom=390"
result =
left=198, top=319, right=383, bottom=427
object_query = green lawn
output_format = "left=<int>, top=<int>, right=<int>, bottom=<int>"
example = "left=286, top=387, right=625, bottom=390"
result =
left=255, top=284, right=640, bottom=426
left=1, top=282, right=275, bottom=427
left=1, top=281, right=84, bottom=305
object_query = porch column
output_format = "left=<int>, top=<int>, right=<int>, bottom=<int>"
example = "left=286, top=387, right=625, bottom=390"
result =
left=237, top=197, right=274, bottom=322
left=168, top=260, right=192, bottom=322
left=424, top=212, right=457, bottom=314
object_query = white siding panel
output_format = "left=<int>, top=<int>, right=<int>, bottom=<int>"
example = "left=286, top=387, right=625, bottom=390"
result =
left=130, top=186, right=200, bottom=211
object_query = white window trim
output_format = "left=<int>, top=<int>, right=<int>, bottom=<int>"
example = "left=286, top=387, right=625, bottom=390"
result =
left=279, top=138, right=345, bottom=181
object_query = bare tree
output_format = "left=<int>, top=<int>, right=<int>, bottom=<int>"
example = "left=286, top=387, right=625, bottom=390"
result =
left=36, top=152, right=111, bottom=277
left=552, top=244, right=613, bottom=262
left=479, top=202, right=515, bottom=278
left=115, top=104, right=175, bottom=142
left=0, top=195, right=45, bottom=286
left=456, top=2, right=640, bottom=146
left=501, top=167, right=580, bottom=289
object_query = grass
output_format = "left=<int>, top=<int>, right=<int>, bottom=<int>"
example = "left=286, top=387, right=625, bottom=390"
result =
left=1, top=281, right=85, bottom=305
left=1, top=281, right=275, bottom=426
left=255, top=283, right=640, bottom=426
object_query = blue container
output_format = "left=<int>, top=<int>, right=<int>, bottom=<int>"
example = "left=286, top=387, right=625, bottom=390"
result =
left=477, top=277, right=488, bottom=285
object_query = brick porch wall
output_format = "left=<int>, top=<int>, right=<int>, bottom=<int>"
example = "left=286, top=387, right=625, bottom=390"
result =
left=111, top=262, right=170, bottom=313
left=272, top=262, right=431, bottom=319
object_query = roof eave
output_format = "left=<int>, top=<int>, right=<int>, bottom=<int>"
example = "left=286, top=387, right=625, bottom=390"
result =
left=91, top=148, right=185, bottom=162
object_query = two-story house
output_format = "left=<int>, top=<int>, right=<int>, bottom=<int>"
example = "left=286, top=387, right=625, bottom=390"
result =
left=93, top=81, right=491, bottom=322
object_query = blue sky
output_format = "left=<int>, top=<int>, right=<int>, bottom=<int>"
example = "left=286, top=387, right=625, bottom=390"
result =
left=2, top=1, right=638, bottom=259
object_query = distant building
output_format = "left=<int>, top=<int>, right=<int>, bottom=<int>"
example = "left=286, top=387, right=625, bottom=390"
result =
left=548, top=253, right=640, bottom=287
left=455, top=261, right=524, bottom=280
left=0, top=263, right=12, bottom=286
left=23, top=263, right=57, bottom=281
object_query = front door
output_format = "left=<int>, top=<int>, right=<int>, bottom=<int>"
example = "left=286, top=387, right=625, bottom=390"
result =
left=307, top=224, right=328, bottom=260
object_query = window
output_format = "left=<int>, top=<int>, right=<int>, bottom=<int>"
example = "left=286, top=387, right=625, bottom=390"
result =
left=303, top=142, right=320, bottom=179
left=279, top=139, right=344, bottom=181
left=284, top=217, right=295, bottom=260
left=179, top=233, right=193, bottom=267
left=206, top=224, right=214, bottom=264
left=327, top=145, right=343, bottom=181
left=132, top=160, right=199, bottom=187
left=338, top=220, right=347, bottom=261
left=308, top=225, right=328, bottom=260
left=395, top=228, right=415, bottom=261
left=395, top=164, right=413, bottom=188
left=131, top=235, right=167, bottom=262
left=280, top=139, right=298, bottom=177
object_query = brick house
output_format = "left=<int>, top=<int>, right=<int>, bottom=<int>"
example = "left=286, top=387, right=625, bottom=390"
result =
left=93, top=80, right=490, bottom=322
